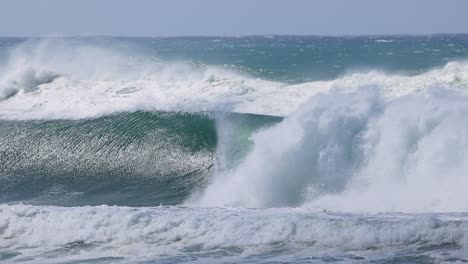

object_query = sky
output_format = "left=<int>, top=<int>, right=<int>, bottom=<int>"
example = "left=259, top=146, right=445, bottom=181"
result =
left=1, top=0, right=467, bottom=37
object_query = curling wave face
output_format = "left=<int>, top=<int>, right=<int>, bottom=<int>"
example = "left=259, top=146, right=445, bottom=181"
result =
left=0, top=111, right=216, bottom=206
left=0, top=110, right=279, bottom=206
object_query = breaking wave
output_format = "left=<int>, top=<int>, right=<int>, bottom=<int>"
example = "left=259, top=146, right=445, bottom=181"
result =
left=195, top=87, right=468, bottom=213
left=0, top=39, right=468, bottom=120
left=0, top=111, right=278, bottom=206
left=1, top=204, right=467, bottom=263
left=2, top=39, right=468, bottom=213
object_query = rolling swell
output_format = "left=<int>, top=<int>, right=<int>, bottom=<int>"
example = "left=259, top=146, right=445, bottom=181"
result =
left=0, top=111, right=280, bottom=206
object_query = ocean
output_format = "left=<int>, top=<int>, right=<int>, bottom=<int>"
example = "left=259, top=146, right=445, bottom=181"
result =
left=1, top=35, right=468, bottom=263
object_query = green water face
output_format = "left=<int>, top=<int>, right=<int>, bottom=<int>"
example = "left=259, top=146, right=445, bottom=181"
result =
left=0, top=111, right=280, bottom=206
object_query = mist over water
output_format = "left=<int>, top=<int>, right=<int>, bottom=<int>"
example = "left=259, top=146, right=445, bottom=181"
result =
left=1, top=36, right=468, bottom=263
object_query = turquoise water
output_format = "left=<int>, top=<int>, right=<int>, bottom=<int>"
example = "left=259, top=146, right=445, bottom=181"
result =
left=1, top=35, right=468, bottom=263
left=2, top=35, right=468, bottom=83
left=138, top=35, right=468, bottom=82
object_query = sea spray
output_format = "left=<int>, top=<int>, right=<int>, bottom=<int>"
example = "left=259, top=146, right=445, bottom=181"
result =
left=1, top=39, right=468, bottom=120
left=195, top=87, right=380, bottom=207
left=194, top=87, right=468, bottom=212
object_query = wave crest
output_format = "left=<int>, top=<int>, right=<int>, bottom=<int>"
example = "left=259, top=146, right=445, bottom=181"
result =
left=1, top=204, right=466, bottom=261
left=0, top=39, right=468, bottom=120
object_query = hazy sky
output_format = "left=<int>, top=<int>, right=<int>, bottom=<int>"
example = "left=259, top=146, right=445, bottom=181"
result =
left=1, top=0, right=467, bottom=36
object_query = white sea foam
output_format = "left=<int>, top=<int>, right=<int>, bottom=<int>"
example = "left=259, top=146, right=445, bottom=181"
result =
left=375, top=39, right=394, bottom=43
left=1, top=204, right=467, bottom=262
left=0, top=39, right=468, bottom=120
left=194, top=87, right=468, bottom=212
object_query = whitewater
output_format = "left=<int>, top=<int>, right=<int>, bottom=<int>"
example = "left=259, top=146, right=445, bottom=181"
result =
left=1, top=35, right=468, bottom=263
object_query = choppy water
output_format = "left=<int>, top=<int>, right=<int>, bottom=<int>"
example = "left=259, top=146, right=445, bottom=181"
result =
left=1, top=35, right=468, bottom=263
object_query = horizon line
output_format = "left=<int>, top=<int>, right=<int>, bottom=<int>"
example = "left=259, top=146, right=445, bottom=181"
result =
left=1, top=33, right=468, bottom=39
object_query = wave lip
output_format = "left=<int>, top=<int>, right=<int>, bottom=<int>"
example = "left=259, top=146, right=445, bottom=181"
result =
left=1, top=204, right=467, bottom=262
left=0, top=68, right=59, bottom=100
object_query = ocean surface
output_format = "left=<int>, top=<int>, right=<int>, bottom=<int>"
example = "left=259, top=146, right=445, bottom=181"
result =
left=1, top=35, right=468, bottom=263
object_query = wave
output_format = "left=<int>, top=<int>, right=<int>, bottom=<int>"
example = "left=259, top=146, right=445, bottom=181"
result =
left=3, top=38, right=468, bottom=263
left=0, top=111, right=279, bottom=206
left=1, top=204, right=467, bottom=263
left=2, top=39, right=468, bottom=213
left=194, top=87, right=468, bottom=212
left=0, top=39, right=468, bottom=120
left=0, top=68, right=59, bottom=100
